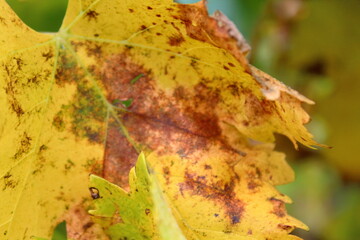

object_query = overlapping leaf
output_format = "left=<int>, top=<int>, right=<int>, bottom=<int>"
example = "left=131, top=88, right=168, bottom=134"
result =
left=0, top=0, right=320, bottom=239
left=89, top=153, right=186, bottom=240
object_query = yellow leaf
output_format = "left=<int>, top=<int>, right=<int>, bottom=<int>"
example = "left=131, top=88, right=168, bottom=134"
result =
left=0, top=0, right=320, bottom=239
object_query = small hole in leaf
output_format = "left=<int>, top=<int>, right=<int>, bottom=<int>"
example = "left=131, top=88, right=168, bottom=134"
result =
left=5, top=0, right=68, bottom=32
left=89, top=187, right=100, bottom=199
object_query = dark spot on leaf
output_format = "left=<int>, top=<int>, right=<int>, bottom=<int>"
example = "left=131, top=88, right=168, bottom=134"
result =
left=128, top=8, right=134, bottom=13
left=223, top=65, right=230, bottom=70
left=2, top=172, right=18, bottom=191
left=227, top=84, right=240, bottom=97
left=82, top=222, right=94, bottom=230
left=171, top=22, right=180, bottom=31
left=180, top=171, right=244, bottom=225
left=168, top=34, right=185, bottom=46
left=231, top=215, right=240, bottom=224
left=13, top=132, right=32, bottom=159
left=86, top=44, right=102, bottom=59
left=228, top=62, right=235, bottom=67
left=247, top=180, right=259, bottom=190
left=85, top=10, right=99, bottom=21
left=145, top=209, right=151, bottom=215
left=147, top=6, right=153, bottom=10
left=214, top=213, right=219, bottom=217
left=89, top=187, right=100, bottom=199
left=140, top=25, right=147, bottom=30
left=156, top=14, right=161, bottom=17
left=53, top=111, right=65, bottom=131
left=269, top=197, right=286, bottom=218
left=64, top=159, right=75, bottom=171
left=204, top=164, right=212, bottom=170
left=10, top=101, right=24, bottom=117
left=94, top=33, right=99, bottom=37
left=278, top=224, right=293, bottom=231
left=247, top=229, right=253, bottom=235
left=42, top=50, right=53, bottom=61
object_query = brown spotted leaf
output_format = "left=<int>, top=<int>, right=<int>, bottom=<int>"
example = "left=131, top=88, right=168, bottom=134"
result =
left=0, top=0, right=319, bottom=239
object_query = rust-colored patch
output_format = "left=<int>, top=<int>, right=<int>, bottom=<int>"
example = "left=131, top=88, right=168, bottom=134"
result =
left=180, top=171, right=244, bottom=225
left=85, top=10, right=99, bottom=21
left=100, top=51, right=247, bottom=188
left=269, top=197, right=287, bottom=218
left=278, top=224, right=294, bottom=231
left=168, top=34, right=185, bottom=46
left=103, top=124, right=138, bottom=189
left=247, top=180, right=259, bottom=190
left=177, top=2, right=249, bottom=70
left=62, top=204, right=110, bottom=240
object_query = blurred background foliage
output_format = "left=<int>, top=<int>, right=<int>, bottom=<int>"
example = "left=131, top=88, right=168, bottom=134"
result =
left=5, top=0, right=360, bottom=239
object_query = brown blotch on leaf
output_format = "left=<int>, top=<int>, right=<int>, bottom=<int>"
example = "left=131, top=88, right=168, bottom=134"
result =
left=140, top=25, right=147, bottom=30
left=13, top=132, right=32, bottom=160
left=85, top=10, right=99, bottom=21
left=147, top=6, right=153, bottom=10
left=180, top=171, right=244, bottom=225
left=10, top=101, right=24, bottom=117
left=4, top=80, right=25, bottom=117
left=269, top=197, right=287, bottom=218
left=42, top=50, right=53, bottom=61
left=82, top=222, right=94, bottom=230
left=86, top=44, right=103, bottom=59
left=247, top=180, right=259, bottom=190
left=128, top=8, right=134, bottom=13
left=2, top=172, right=18, bottom=191
left=278, top=224, right=293, bottom=231
left=168, top=34, right=185, bottom=46
left=156, top=14, right=161, bottom=17
left=100, top=52, right=242, bottom=190
left=53, top=111, right=65, bottom=131
left=103, top=124, right=138, bottom=189
left=145, top=208, right=151, bottom=215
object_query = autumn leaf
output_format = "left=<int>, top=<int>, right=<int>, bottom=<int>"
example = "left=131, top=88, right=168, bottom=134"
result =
left=89, top=152, right=186, bottom=240
left=0, top=0, right=320, bottom=239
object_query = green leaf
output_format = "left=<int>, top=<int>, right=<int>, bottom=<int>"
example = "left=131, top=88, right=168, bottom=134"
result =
left=89, top=152, right=185, bottom=239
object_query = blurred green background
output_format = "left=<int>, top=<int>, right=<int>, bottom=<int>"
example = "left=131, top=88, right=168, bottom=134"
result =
left=5, top=0, right=360, bottom=239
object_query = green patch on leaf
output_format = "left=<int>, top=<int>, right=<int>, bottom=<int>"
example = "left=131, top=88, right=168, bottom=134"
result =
left=89, top=153, right=185, bottom=239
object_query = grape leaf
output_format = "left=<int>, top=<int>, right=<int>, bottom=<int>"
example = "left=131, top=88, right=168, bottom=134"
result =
left=89, top=152, right=186, bottom=240
left=0, top=0, right=320, bottom=239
